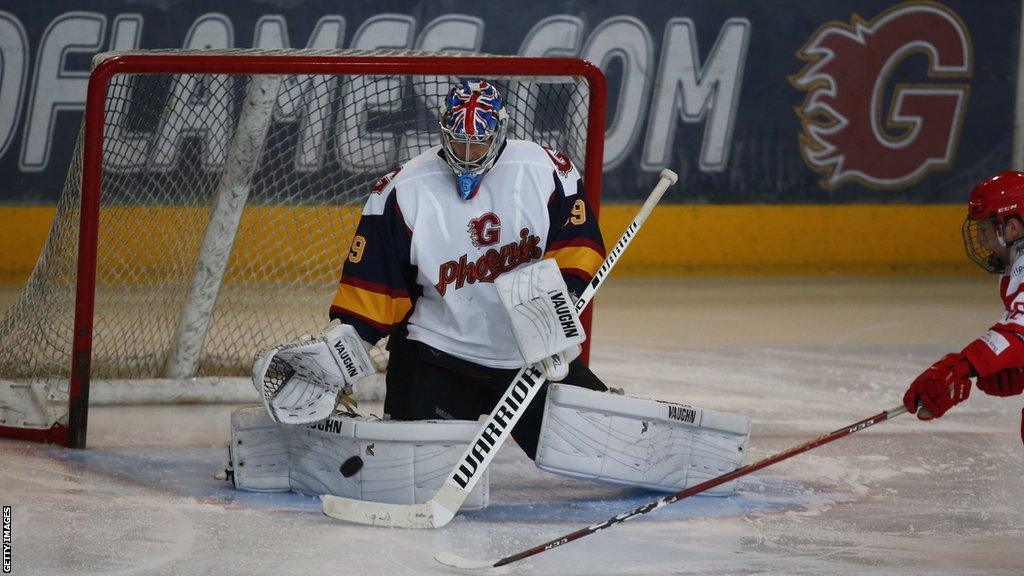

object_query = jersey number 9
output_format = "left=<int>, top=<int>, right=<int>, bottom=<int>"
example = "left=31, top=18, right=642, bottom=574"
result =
left=570, top=199, right=587, bottom=225
left=348, top=235, right=366, bottom=264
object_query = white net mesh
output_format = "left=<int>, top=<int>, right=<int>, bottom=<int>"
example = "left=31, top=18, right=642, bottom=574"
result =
left=0, top=50, right=596, bottom=422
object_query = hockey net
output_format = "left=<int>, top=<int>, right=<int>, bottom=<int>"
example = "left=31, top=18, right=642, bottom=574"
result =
left=0, top=49, right=606, bottom=447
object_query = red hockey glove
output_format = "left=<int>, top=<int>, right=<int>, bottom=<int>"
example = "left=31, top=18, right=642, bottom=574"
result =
left=903, top=353, right=972, bottom=420
left=976, top=367, right=1024, bottom=397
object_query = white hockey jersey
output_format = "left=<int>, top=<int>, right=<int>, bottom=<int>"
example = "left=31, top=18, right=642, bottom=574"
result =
left=963, top=247, right=1024, bottom=376
left=330, top=140, right=604, bottom=369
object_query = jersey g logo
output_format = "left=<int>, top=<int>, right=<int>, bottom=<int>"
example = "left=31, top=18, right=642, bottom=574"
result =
left=468, top=212, right=501, bottom=247
left=791, top=2, right=972, bottom=190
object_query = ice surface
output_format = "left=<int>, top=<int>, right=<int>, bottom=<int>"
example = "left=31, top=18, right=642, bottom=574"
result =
left=2, top=277, right=1023, bottom=575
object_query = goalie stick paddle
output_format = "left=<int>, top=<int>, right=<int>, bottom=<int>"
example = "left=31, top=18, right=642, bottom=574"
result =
left=435, top=403, right=909, bottom=569
left=321, top=169, right=680, bottom=529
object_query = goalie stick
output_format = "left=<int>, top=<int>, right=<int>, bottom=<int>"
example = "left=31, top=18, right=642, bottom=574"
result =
left=321, top=169, right=680, bottom=529
left=436, top=403, right=910, bottom=569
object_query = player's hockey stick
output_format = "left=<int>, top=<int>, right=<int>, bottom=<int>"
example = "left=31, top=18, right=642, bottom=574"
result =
left=321, top=169, right=680, bottom=529
left=436, top=403, right=909, bottom=569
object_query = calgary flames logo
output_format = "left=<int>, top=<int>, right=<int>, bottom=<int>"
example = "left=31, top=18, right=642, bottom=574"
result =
left=791, top=1, right=972, bottom=190
left=468, top=212, right=501, bottom=247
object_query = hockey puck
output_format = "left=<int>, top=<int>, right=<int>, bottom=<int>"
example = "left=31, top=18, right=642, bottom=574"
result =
left=339, top=455, right=364, bottom=477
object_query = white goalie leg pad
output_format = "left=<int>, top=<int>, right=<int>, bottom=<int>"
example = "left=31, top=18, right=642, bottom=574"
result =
left=228, top=406, right=291, bottom=491
left=251, top=322, right=375, bottom=424
left=495, top=259, right=585, bottom=378
left=536, top=384, right=751, bottom=495
left=228, top=407, right=489, bottom=510
left=290, top=416, right=488, bottom=510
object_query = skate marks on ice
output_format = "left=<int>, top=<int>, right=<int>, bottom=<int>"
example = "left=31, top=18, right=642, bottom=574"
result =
left=1, top=445, right=199, bottom=576
left=3, top=438, right=867, bottom=576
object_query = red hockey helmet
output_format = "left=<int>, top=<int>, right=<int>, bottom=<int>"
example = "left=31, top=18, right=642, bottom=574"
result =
left=963, top=171, right=1024, bottom=273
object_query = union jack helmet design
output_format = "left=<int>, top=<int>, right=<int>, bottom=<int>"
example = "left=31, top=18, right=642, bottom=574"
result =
left=439, top=79, right=510, bottom=200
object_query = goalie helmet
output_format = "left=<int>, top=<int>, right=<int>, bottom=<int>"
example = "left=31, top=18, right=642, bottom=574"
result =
left=438, top=79, right=509, bottom=201
left=963, top=171, right=1024, bottom=273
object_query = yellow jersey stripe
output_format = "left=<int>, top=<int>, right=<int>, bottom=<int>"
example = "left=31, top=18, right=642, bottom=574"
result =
left=331, top=282, right=413, bottom=328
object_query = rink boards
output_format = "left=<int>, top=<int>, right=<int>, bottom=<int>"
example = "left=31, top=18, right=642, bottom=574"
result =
left=0, top=203, right=976, bottom=284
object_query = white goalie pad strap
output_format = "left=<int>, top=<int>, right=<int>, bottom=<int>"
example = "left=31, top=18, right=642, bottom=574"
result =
left=536, top=384, right=751, bottom=495
left=228, top=407, right=489, bottom=510
left=495, top=258, right=585, bottom=365
left=251, top=323, right=375, bottom=425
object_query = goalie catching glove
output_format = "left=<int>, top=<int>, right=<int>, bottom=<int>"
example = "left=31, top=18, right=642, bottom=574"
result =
left=495, top=259, right=585, bottom=381
left=252, top=321, right=375, bottom=424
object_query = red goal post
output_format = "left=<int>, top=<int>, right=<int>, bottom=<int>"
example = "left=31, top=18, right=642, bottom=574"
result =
left=0, top=50, right=607, bottom=448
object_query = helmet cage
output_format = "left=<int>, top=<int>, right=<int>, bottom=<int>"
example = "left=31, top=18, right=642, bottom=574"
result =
left=438, top=123, right=506, bottom=177
left=962, top=215, right=1024, bottom=274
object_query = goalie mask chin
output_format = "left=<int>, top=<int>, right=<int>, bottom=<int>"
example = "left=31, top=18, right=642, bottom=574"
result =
left=438, top=79, right=509, bottom=201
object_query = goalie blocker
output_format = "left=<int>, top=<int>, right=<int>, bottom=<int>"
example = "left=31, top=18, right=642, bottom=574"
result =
left=495, top=258, right=585, bottom=381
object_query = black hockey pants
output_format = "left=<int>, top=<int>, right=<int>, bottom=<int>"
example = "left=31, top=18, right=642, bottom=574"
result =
left=383, top=332, right=607, bottom=460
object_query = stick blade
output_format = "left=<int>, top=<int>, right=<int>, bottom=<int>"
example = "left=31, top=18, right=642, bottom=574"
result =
left=434, top=552, right=498, bottom=570
left=321, top=494, right=436, bottom=528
